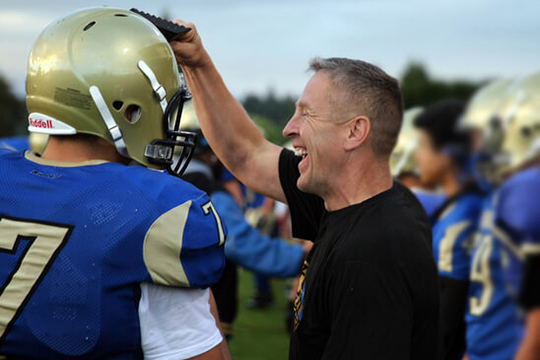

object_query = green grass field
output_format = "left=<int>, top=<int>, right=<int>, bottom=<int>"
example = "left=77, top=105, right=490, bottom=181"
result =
left=228, top=269, right=292, bottom=360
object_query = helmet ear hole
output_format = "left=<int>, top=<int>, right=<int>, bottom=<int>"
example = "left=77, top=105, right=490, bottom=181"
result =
left=124, top=104, right=141, bottom=123
left=112, top=101, right=123, bottom=111
left=83, top=21, right=96, bottom=31
left=521, top=127, right=532, bottom=138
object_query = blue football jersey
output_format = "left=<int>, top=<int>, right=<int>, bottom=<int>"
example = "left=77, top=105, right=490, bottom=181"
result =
left=0, top=137, right=30, bottom=152
left=465, top=192, right=522, bottom=360
left=0, top=150, right=226, bottom=359
left=413, top=189, right=446, bottom=221
left=432, top=192, right=483, bottom=281
left=495, top=166, right=540, bottom=298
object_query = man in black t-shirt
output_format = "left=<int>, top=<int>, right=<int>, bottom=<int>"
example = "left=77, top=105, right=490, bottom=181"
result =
left=170, top=22, right=440, bottom=360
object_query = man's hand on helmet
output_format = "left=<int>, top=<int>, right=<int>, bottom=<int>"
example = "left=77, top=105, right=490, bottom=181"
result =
left=170, top=20, right=211, bottom=69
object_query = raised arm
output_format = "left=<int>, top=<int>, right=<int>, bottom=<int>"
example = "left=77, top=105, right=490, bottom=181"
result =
left=170, top=21, right=286, bottom=203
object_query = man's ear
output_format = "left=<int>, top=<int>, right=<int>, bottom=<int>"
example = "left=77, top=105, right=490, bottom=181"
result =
left=344, top=116, right=370, bottom=151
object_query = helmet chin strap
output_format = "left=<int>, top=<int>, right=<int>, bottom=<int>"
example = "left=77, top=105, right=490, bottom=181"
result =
left=89, top=85, right=129, bottom=157
left=138, top=60, right=168, bottom=113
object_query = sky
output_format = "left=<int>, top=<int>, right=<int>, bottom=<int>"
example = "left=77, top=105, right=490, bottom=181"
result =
left=1, top=0, right=539, bottom=99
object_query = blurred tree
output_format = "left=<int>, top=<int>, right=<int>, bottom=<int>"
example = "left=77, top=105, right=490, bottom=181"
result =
left=251, top=114, right=286, bottom=146
left=242, top=89, right=296, bottom=129
left=400, top=62, right=486, bottom=108
left=0, top=74, right=27, bottom=137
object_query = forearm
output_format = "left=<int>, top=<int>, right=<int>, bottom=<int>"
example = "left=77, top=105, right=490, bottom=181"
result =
left=516, top=255, right=540, bottom=360
left=182, top=57, right=266, bottom=178
left=171, top=22, right=285, bottom=201
left=212, top=191, right=303, bottom=277
left=225, top=229, right=304, bottom=278
left=515, top=308, right=540, bottom=360
left=208, top=290, right=233, bottom=360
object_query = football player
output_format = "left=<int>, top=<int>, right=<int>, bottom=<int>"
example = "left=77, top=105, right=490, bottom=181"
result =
left=413, top=99, right=484, bottom=360
left=0, top=8, right=229, bottom=360
left=490, top=72, right=540, bottom=360
left=390, top=106, right=445, bottom=219
left=463, top=78, right=526, bottom=360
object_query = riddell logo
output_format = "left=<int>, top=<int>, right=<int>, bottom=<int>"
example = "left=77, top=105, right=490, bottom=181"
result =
left=29, top=118, right=54, bottom=129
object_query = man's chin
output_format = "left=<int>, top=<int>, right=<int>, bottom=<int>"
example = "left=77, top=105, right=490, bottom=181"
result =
left=297, top=176, right=312, bottom=194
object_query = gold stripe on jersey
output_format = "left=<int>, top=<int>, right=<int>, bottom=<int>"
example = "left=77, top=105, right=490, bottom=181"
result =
left=522, top=243, right=540, bottom=255
left=143, top=201, right=191, bottom=287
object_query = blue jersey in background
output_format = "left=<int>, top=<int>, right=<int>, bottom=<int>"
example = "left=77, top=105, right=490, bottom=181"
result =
left=465, top=191, right=522, bottom=360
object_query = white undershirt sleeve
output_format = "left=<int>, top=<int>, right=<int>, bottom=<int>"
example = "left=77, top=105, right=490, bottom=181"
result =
left=138, top=283, right=223, bottom=360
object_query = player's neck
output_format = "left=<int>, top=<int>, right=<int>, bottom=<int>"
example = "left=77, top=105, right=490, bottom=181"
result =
left=441, top=170, right=461, bottom=198
left=41, top=136, right=126, bottom=164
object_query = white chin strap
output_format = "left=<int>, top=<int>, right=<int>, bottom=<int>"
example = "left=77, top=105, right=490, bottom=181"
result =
left=138, top=60, right=168, bottom=113
left=89, top=85, right=128, bottom=157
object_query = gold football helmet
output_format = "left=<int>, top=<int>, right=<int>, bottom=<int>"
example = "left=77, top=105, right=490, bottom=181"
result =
left=462, top=79, right=513, bottom=131
left=493, top=72, right=540, bottom=175
left=461, top=79, right=513, bottom=152
left=390, top=107, right=423, bottom=177
left=26, top=7, right=196, bottom=175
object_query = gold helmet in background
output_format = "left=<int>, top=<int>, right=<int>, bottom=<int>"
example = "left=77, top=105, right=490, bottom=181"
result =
left=492, top=72, right=540, bottom=175
left=179, top=101, right=200, bottom=130
left=462, top=79, right=513, bottom=130
left=390, top=107, right=423, bottom=177
left=461, top=79, right=513, bottom=151
left=26, top=7, right=196, bottom=175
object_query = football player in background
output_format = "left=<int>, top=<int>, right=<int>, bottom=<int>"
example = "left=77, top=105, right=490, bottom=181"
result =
left=390, top=106, right=446, bottom=219
left=413, top=99, right=484, bottom=360
left=462, top=77, right=527, bottom=360
left=489, top=72, right=540, bottom=360
left=0, top=8, right=229, bottom=360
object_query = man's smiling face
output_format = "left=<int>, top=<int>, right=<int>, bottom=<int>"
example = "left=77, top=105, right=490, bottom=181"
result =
left=283, top=71, right=346, bottom=196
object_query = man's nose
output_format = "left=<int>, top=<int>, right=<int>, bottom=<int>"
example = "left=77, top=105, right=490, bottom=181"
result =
left=283, top=115, right=298, bottom=138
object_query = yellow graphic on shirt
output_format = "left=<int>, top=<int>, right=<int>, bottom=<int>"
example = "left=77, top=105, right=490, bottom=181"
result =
left=293, top=260, right=309, bottom=331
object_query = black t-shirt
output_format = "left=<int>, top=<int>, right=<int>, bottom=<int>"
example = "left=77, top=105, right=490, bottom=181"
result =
left=279, top=149, right=440, bottom=360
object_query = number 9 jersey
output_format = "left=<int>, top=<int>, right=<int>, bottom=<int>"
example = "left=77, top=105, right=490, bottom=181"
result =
left=465, top=191, right=522, bottom=360
left=0, top=149, right=226, bottom=359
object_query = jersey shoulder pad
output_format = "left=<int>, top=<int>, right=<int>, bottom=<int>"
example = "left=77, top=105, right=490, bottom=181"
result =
left=497, top=167, right=540, bottom=236
left=121, top=166, right=227, bottom=288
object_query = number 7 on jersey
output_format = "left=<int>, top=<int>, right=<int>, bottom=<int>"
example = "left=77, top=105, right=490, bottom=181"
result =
left=0, top=217, right=73, bottom=342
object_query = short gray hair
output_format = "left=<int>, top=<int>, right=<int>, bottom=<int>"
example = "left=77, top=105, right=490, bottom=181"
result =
left=309, top=57, right=403, bottom=157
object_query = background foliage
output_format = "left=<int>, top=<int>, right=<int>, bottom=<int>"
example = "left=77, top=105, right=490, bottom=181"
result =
left=0, top=62, right=486, bottom=140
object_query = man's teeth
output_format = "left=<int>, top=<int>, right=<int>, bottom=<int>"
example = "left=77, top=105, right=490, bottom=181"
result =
left=294, top=148, right=308, bottom=157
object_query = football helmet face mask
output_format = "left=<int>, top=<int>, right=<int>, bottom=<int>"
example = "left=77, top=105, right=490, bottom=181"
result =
left=461, top=79, right=513, bottom=132
left=480, top=72, right=540, bottom=182
left=459, top=79, right=514, bottom=186
left=26, top=7, right=196, bottom=176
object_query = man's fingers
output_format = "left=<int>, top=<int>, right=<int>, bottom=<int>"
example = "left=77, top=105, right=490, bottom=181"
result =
left=172, top=20, right=197, bottom=42
left=169, top=20, right=209, bottom=68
